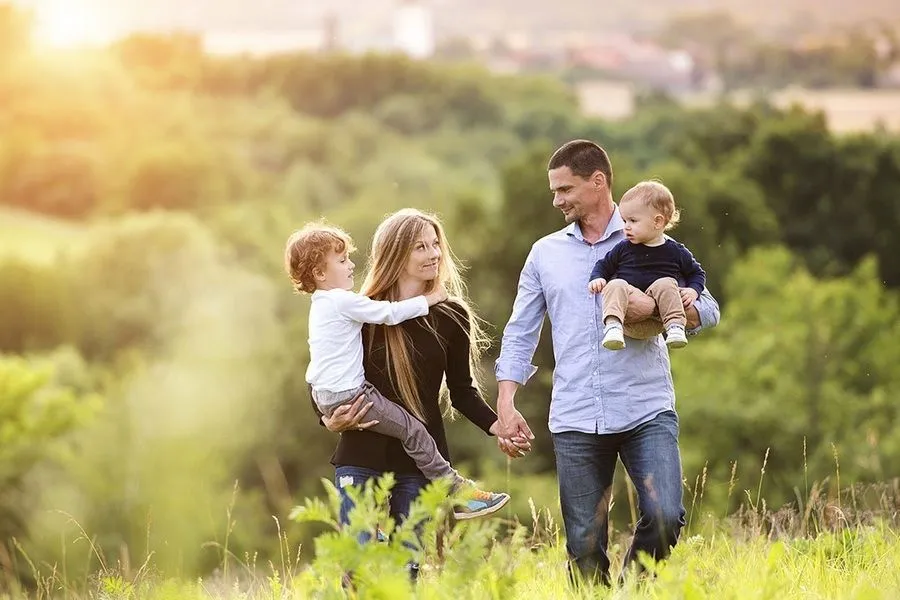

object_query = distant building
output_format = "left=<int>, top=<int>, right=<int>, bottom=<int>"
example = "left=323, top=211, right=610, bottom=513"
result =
left=566, top=35, right=708, bottom=94
left=393, top=0, right=434, bottom=59
left=322, top=12, right=340, bottom=53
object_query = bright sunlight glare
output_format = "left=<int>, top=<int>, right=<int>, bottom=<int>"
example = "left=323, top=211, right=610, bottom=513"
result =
left=32, top=0, right=114, bottom=48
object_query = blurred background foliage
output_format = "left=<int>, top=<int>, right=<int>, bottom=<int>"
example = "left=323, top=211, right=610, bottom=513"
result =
left=1, top=2, right=900, bottom=582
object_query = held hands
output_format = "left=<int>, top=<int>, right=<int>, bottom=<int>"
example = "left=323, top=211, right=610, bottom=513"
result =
left=321, top=394, right=379, bottom=433
left=493, top=405, right=535, bottom=459
left=489, top=420, right=533, bottom=458
left=588, top=278, right=607, bottom=294
left=679, top=287, right=699, bottom=308
left=425, top=283, right=448, bottom=306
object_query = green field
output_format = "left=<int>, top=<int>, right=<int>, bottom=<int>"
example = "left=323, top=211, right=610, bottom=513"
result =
left=6, top=509, right=899, bottom=599
left=0, top=207, right=84, bottom=264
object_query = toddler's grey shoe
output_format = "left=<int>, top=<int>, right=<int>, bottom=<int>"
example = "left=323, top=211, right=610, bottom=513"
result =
left=665, top=324, right=688, bottom=349
left=602, top=323, right=625, bottom=350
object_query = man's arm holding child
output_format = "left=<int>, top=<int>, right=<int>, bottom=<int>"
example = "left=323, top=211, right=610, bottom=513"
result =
left=672, top=242, right=718, bottom=331
left=677, top=243, right=706, bottom=308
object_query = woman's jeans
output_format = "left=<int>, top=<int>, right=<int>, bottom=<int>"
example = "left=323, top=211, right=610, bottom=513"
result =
left=334, top=465, right=428, bottom=581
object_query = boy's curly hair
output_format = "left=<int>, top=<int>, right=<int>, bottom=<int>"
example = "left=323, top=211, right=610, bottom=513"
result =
left=284, top=223, right=356, bottom=294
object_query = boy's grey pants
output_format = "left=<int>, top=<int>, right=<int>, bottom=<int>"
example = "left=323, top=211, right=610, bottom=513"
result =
left=313, top=381, right=464, bottom=484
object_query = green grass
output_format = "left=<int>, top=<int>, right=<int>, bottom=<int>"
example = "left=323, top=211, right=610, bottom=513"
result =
left=4, top=475, right=899, bottom=600
left=6, top=521, right=898, bottom=599
left=0, top=206, right=84, bottom=264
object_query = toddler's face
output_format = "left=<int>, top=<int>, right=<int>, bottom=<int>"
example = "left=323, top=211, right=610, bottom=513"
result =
left=318, top=249, right=355, bottom=291
left=620, top=200, right=664, bottom=244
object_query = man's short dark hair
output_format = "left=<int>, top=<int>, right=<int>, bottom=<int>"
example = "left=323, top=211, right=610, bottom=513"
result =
left=548, top=140, right=613, bottom=188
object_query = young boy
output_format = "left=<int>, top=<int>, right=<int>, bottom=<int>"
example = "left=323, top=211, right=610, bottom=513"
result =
left=284, top=223, right=509, bottom=520
left=588, top=181, right=706, bottom=351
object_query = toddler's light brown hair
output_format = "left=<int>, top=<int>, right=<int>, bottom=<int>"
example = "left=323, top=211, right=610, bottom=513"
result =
left=620, top=180, right=681, bottom=231
left=284, top=223, right=356, bottom=294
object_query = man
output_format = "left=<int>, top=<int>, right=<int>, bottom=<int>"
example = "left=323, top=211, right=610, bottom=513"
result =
left=495, top=140, right=720, bottom=585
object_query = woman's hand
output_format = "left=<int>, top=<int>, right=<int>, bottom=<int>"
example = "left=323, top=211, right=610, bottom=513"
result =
left=490, top=420, right=532, bottom=458
left=497, top=436, right=532, bottom=458
left=321, top=393, right=379, bottom=433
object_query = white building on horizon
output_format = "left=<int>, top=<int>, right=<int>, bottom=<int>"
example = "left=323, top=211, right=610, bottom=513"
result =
left=393, top=0, right=434, bottom=59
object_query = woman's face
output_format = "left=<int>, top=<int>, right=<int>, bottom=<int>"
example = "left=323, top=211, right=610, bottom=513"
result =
left=403, top=224, right=442, bottom=283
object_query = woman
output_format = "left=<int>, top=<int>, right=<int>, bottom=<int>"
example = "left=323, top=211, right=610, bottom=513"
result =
left=319, top=209, right=529, bottom=567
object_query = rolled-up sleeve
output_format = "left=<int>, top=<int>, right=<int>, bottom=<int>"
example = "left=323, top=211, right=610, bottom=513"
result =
left=494, top=247, right=546, bottom=385
left=688, top=287, right=720, bottom=335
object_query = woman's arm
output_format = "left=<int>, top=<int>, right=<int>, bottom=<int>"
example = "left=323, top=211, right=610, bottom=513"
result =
left=442, top=303, right=498, bottom=435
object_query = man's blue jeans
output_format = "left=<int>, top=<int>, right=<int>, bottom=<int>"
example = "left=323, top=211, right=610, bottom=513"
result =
left=551, top=410, right=686, bottom=585
left=334, top=465, right=428, bottom=580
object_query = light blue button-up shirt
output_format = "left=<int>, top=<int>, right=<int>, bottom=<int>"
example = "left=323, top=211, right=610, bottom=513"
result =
left=495, top=208, right=720, bottom=434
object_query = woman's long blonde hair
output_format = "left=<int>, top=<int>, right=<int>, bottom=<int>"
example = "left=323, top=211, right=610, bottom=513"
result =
left=360, top=208, right=489, bottom=422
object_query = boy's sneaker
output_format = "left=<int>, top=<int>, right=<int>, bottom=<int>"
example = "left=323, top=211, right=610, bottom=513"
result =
left=665, top=324, right=688, bottom=349
left=453, top=488, right=510, bottom=520
left=602, top=323, right=625, bottom=351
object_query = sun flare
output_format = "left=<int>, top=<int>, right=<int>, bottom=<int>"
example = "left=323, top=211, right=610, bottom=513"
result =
left=32, top=1, right=111, bottom=48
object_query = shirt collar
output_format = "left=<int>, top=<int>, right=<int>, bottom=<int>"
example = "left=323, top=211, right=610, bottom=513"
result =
left=565, top=206, right=625, bottom=244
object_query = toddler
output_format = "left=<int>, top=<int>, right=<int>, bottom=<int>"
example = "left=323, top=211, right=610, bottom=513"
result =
left=588, top=181, right=706, bottom=350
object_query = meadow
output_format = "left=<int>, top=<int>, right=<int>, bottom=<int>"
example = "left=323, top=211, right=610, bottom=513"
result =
left=3, top=467, right=899, bottom=600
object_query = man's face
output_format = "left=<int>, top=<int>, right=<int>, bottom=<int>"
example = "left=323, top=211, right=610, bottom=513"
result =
left=548, top=166, right=604, bottom=224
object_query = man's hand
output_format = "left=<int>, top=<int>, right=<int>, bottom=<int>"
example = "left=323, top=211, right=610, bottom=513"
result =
left=496, top=406, right=534, bottom=440
left=490, top=421, right=532, bottom=457
left=679, top=287, right=699, bottom=308
left=685, top=304, right=701, bottom=330
left=321, top=394, right=379, bottom=433
left=588, top=278, right=607, bottom=294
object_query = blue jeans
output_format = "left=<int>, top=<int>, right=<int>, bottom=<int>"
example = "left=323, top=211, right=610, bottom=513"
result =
left=551, top=410, right=686, bottom=585
left=334, top=465, right=428, bottom=580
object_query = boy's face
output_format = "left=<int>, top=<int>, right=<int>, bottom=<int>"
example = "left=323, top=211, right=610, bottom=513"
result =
left=316, top=248, right=355, bottom=291
left=620, top=200, right=664, bottom=244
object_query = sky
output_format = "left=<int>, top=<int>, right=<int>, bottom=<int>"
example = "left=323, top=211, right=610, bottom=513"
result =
left=14, top=0, right=898, bottom=51
left=15, top=0, right=409, bottom=48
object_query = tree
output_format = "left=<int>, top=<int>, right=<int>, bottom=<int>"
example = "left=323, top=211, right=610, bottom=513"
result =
left=674, top=248, right=900, bottom=511
left=124, top=142, right=225, bottom=212
left=0, top=353, right=100, bottom=544
left=0, top=143, right=100, bottom=218
left=0, top=260, right=74, bottom=353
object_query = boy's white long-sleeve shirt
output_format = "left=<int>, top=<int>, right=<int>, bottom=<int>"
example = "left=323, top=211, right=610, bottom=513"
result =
left=306, top=288, right=429, bottom=392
